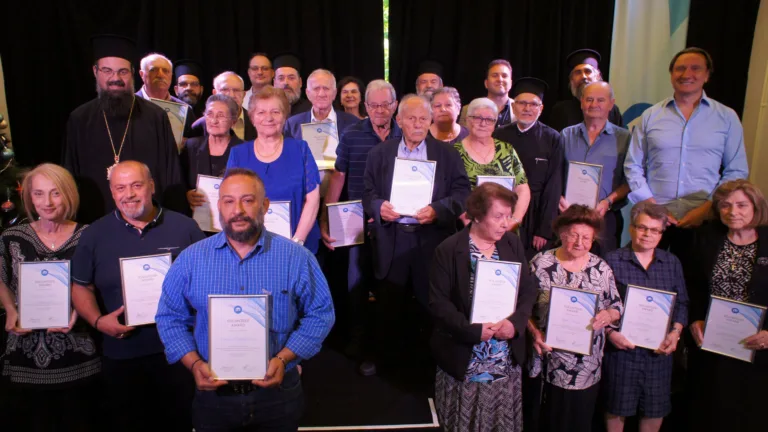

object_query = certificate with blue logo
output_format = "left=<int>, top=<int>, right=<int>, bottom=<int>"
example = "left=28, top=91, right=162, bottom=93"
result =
left=208, top=294, right=270, bottom=380
left=119, top=253, right=172, bottom=326
left=301, top=121, right=338, bottom=171
left=264, top=201, right=291, bottom=239
left=18, top=261, right=71, bottom=329
left=192, top=174, right=223, bottom=232
left=701, top=296, right=767, bottom=363
left=149, top=98, right=188, bottom=152
left=620, top=285, right=677, bottom=350
left=477, top=175, right=515, bottom=191
left=327, top=200, right=365, bottom=247
left=390, top=158, right=437, bottom=216
left=470, top=260, right=521, bottom=324
left=565, top=161, right=602, bottom=209
left=545, top=285, right=599, bottom=355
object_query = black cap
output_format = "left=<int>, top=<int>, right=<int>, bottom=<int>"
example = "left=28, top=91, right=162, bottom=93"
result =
left=91, top=34, right=137, bottom=63
left=510, top=77, right=548, bottom=101
left=416, top=60, right=443, bottom=77
left=272, top=53, right=302, bottom=73
left=566, top=49, right=601, bottom=70
left=174, top=59, right=203, bottom=80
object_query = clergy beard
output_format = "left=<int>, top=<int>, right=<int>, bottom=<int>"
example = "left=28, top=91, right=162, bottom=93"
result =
left=282, top=87, right=300, bottom=105
left=570, top=81, right=584, bottom=99
left=179, top=92, right=200, bottom=106
left=221, top=213, right=264, bottom=243
left=97, top=81, right=135, bottom=117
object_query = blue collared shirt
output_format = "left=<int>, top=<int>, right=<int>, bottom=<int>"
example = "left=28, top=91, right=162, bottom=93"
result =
left=155, top=230, right=335, bottom=370
left=624, top=92, right=748, bottom=219
left=396, top=138, right=427, bottom=224
left=562, top=121, right=630, bottom=202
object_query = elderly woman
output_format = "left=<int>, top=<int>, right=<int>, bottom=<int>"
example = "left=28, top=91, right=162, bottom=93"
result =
left=527, top=205, right=623, bottom=432
left=430, top=182, right=537, bottom=431
left=182, top=94, right=244, bottom=210
left=428, top=87, right=469, bottom=145
left=456, top=97, right=530, bottom=230
left=227, top=85, right=321, bottom=253
left=0, top=164, right=100, bottom=431
left=336, top=76, right=366, bottom=119
left=686, top=179, right=768, bottom=431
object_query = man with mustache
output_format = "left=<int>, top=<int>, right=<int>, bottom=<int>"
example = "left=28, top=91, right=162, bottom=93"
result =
left=242, top=53, right=274, bottom=111
left=273, top=53, right=312, bottom=116
left=173, top=59, right=205, bottom=118
left=459, top=59, right=517, bottom=128
left=156, top=168, right=334, bottom=431
left=71, top=161, right=206, bottom=432
left=549, top=49, right=624, bottom=132
left=63, top=35, right=186, bottom=224
left=415, top=60, right=444, bottom=98
left=136, top=53, right=198, bottom=140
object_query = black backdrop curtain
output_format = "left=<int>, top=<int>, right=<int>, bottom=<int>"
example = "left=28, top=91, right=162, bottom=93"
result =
left=0, top=0, right=384, bottom=167
left=389, top=0, right=616, bottom=124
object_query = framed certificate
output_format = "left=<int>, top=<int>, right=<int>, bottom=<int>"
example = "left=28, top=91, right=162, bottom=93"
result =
left=301, top=122, right=339, bottom=167
left=620, top=285, right=676, bottom=350
left=701, top=295, right=767, bottom=363
left=264, top=201, right=292, bottom=239
left=470, top=260, right=521, bottom=324
left=149, top=98, right=188, bottom=151
left=327, top=200, right=365, bottom=247
left=390, top=158, right=437, bottom=216
left=208, top=294, right=270, bottom=380
left=192, top=175, right=223, bottom=232
left=119, top=253, right=172, bottom=326
left=565, top=161, right=602, bottom=209
left=545, top=285, right=599, bottom=355
left=18, top=261, right=71, bottom=329
left=477, top=175, right=515, bottom=191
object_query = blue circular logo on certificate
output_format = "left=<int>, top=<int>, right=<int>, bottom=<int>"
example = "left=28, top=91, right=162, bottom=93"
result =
left=495, top=269, right=502, bottom=276
left=411, top=166, right=418, bottom=172
left=40, top=269, right=48, bottom=276
left=316, top=127, right=322, bottom=133
left=343, top=208, right=349, bottom=213
left=268, top=209, right=273, bottom=214
left=582, top=169, right=587, bottom=175
left=234, top=306, right=243, bottom=314
left=143, top=264, right=150, bottom=271
left=732, top=308, right=739, bottom=314
left=213, top=184, right=220, bottom=190
left=570, top=296, right=578, bottom=303
left=646, top=296, right=653, bottom=302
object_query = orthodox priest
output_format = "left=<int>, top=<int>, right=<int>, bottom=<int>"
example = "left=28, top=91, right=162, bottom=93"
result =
left=63, top=34, right=184, bottom=223
left=493, top=77, right=563, bottom=258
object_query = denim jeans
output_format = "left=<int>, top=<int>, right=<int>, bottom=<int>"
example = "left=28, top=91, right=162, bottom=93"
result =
left=192, top=368, right=304, bottom=432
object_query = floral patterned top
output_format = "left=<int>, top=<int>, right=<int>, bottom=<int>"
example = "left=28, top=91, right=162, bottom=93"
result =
left=529, top=249, right=623, bottom=390
left=710, top=239, right=757, bottom=301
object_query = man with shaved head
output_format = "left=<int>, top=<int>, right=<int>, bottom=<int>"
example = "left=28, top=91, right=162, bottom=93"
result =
left=71, top=161, right=205, bottom=432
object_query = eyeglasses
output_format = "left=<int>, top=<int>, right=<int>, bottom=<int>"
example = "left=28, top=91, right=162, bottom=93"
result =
left=563, top=232, right=594, bottom=244
left=513, top=101, right=542, bottom=109
left=249, top=66, right=272, bottom=72
left=205, top=113, right=233, bottom=122
left=177, top=81, right=201, bottom=88
left=366, top=101, right=394, bottom=110
left=468, top=115, right=495, bottom=125
left=97, top=67, right=132, bottom=77
left=218, top=88, right=245, bottom=95
left=632, top=224, right=663, bottom=235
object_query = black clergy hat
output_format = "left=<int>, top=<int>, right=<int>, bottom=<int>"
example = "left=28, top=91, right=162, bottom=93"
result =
left=566, top=49, right=601, bottom=70
left=272, top=52, right=302, bottom=73
left=174, top=59, right=203, bottom=80
left=416, top=60, right=443, bottom=77
left=510, top=77, right=548, bottom=101
left=91, top=34, right=137, bottom=63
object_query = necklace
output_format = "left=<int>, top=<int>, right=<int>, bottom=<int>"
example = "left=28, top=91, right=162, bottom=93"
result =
left=103, top=97, right=136, bottom=180
left=468, top=139, right=494, bottom=163
left=35, top=225, right=70, bottom=250
left=254, top=139, right=283, bottom=159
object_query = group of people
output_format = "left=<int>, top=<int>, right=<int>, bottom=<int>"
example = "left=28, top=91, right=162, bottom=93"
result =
left=0, top=31, right=764, bottom=432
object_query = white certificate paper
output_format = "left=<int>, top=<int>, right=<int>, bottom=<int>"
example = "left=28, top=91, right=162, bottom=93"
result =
left=120, top=254, right=172, bottom=326
left=18, top=261, right=71, bottom=329
left=327, top=200, right=365, bottom=247
left=192, top=175, right=222, bottom=232
left=150, top=98, right=188, bottom=151
left=301, top=122, right=339, bottom=169
left=545, top=286, right=598, bottom=355
left=209, top=295, right=270, bottom=380
left=620, top=285, right=676, bottom=350
left=701, top=296, right=767, bottom=363
left=470, top=260, right=521, bottom=324
left=477, top=175, right=515, bottom=191
left=390, top=158, right=436, bottom=216
left=565, top=161, right=602, bottom=209
left=265, top=201, right=291, bottom=239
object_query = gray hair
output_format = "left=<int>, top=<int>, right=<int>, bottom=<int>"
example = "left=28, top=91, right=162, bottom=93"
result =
left=140, top=53, right=173, bottom=72
left=205, top=94, right=240, bottom=119
left=630, top=202, right=669, bottom=230
left=365, top=79, right=397, bottom=104
left=582, top=81, right=615, bottom=100
left=213, top=71, right=245, bottom=90
left=398, top=94, right=432, bottom=117
left=431, top=86, right=461, bottom=111
left=466, top=97, right=499, bottom=118
left=307, top=69, right=337, bottom=90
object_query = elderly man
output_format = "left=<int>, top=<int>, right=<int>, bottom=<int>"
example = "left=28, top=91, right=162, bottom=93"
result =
left=243, top=52, right=274, bottom=111
left=63, top=35, right=185, bottom=224
left=363, top=94, right=470, bottom=384
left=136, top=53, right=197, bottom=138
left=459, top=59, right=517, bottom=128
left=493, top=77, right=563, bottom=258
left=191, top=72, right=257, bottom=141
left=624, top=47, right=748, bottom=256
left=156, top=168, right=334, bottom=431
left=71, top=161, right=206, bottom=432
left=603, top=202, right=689, bottom=432
left=560, top=81, right=630, bottom=255
left=273, top=53, right=312, bottom=115
left=415, top=60, right=444, bottom=98
left=173, top=59, right=205, bottom=117
left=549, top=49, right=624, bottom=131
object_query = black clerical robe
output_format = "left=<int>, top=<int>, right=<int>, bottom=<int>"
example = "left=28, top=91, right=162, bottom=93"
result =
left=548, top=97, right=624, bottom=132
left=290, top=98, right=312, bottom=116
left=493, top=121, right=563, bottom=258
left=63, top=97, right=185, bottom=223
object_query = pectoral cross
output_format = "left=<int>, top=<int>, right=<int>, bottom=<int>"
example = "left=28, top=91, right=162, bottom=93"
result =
left=107, top=156, right=119, bottom=180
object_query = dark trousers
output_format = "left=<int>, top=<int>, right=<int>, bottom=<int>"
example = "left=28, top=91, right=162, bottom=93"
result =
left=5, top=379, right=104, bottom=432
left=192, top=368, right=304, bottom=432
left=540, top=381, right=600, bottom=432
left=102, top=353, right=194, bottom=432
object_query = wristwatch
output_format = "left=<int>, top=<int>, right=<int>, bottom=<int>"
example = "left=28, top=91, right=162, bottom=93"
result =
left=292, top=237, right=305, bottom=246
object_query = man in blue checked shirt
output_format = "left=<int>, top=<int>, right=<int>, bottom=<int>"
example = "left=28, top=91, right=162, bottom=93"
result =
left=156, top=167, right=334, bottom=431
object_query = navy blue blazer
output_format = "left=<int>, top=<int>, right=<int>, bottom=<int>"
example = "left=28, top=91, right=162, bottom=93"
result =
left=283, top=109, right=361, bottom=141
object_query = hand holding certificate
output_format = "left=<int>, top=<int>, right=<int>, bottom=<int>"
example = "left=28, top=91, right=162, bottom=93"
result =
left=565, top=162, right=602, bottom=209
left=545, top=286, right=598, bottom=355
left=209, top=295, right=270, bottom=380
left=264, top=201, right=292, bottom=239
left=18, top=261, right=71, bottom=329
left=470, top=260, right=521, bottom=324
left=120, top=254, right=172, bottom=326
left=620, top=285, right=676, bottom=350
left=192, top=175, right=222, bottom=232
left=477, top=175, right=515, bottom=191
left=327, top=201, right=365, bottom=247
left=390, top=158, right=436, bottom=216
left=701, top=296, right=767, bottom=362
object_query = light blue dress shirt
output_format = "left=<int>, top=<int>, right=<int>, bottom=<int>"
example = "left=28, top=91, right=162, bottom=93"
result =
left=624, top=92, right=748, bottom=219
left=396, top=138, right=427, bottom=224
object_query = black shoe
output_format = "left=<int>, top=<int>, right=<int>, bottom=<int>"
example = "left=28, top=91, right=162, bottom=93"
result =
left=359, top=360, right=377, bottom=376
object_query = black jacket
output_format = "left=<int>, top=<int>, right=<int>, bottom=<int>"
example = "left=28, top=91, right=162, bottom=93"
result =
left=180, top=134, right=244, bottom=191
